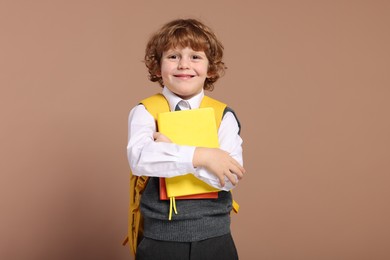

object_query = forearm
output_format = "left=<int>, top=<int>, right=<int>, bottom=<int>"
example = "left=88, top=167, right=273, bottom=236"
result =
left=193, top=111, right=244, bottom=190
left=129, top=141, right=196, bottom=177
left=128, top=105, right=245, bottom=185
left=127, top=104, right=197, bottom=177
left=193, top=147, right=244, bottom=189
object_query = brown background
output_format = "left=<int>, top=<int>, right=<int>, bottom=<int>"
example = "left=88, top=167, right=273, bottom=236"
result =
left=1, top=1, right=389, bottom=259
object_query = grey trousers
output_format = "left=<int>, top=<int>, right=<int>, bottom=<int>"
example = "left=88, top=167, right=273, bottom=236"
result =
left=135, top=233, right=239, bottom=260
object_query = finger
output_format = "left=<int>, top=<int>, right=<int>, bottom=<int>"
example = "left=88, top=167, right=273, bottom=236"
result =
left=226, top=171, right=238, bottom=185
left=228, top=163, right=244, bottom=179
left=218, top=174, right=225, bottom=188
left=229, top=158, right=245, bottom=177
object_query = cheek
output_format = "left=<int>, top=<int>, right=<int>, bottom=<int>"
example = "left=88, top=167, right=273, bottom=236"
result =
left=158, top=65, right=168, bottom=78
left=194, top=63, right=208, bottom=75
left=203, top=63, right=211, bottom=76
left=160, top=68, right=169, bottom=79
left=160, top=61, right=173, bottom=75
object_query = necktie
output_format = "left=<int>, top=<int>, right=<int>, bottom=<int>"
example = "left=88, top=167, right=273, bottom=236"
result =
left=175, top=103, right=181, bottom=111
left=175, top=100, right=190, bottom=111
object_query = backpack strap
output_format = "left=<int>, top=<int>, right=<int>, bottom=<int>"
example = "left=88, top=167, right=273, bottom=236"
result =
left=123, top=174, right=149, bottom=255
left=199, top=95, right=226, bottom=129
left=124, top=93, right=171, bottom=254
left=141, top=93, right=228, bottom=126
left=140, top=93, right=170, bottom=121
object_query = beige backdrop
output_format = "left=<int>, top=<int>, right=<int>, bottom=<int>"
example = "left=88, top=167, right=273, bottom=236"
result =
left=1, top=1, right=389, bottom=259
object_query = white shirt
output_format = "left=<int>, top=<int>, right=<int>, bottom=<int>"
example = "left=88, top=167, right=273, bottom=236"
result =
left=127, top=87, right=243, bottom=190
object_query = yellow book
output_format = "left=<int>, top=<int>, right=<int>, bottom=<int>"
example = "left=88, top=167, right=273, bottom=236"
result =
left=157, top=107, right=220, bottom=198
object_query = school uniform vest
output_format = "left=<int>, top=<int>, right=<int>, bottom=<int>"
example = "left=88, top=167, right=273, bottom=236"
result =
left=141, top=177, right=233, bottom=241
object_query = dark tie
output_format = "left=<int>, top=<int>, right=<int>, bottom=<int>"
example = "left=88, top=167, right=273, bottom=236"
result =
left=175, top=100, right=191, bottom=111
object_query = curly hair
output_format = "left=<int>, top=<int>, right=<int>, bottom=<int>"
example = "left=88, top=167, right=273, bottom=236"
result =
left=144, top=19, right=226, bottom=91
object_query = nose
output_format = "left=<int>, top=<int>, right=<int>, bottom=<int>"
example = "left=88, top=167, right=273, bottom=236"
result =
left=178, top=57, right=189, bottom=69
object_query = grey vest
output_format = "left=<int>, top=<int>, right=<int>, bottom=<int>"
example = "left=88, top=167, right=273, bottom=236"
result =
left=140, top=177, right=233, bottom=242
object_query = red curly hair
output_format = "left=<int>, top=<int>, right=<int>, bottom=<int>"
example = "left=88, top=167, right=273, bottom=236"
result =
left=144, top=19, right=226, bottom=91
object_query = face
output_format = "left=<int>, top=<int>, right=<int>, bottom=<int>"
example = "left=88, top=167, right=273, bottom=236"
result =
left=159, top=46, right=209, bottom=100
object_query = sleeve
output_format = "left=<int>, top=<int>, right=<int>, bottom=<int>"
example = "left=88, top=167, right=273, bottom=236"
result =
left=192, top=110, right=244, bottom=191
left=127, top=104, right=197, bottom=177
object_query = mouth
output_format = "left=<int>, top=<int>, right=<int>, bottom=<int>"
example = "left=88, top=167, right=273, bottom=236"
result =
left=174, top=74, right=195, bottom=79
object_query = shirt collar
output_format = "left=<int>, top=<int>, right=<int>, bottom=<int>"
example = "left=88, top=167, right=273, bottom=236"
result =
left=162, top=86, right=204, bottom=111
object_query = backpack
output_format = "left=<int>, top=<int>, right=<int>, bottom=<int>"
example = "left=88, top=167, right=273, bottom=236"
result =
left=122, top=93, right=239, bottom=255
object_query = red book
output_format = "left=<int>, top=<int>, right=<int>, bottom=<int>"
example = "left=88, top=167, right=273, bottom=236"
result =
left=159, top=178, right=218, bottom=200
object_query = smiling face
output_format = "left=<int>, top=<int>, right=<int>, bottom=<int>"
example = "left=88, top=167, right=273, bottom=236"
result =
left=159, top=46, right=209, bottom=100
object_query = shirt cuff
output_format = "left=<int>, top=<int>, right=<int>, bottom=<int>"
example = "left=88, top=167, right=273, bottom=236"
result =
left=182, top=145, right=197, bottom=173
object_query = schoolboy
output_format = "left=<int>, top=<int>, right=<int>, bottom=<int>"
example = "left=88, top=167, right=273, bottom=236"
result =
left=127, top=18, right=245, bottom=260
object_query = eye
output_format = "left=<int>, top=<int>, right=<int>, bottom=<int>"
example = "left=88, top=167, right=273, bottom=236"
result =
left=191, top=55, right=202, bottom=60
left=167, top=54, right=178, bottom=60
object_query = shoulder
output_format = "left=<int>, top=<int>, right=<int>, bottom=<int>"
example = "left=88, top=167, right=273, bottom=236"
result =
left=203, top=95, right=241, bottom=133
left=139, top=93, right=169, bottom=120
left=202, top=95, right=237, bottom=118
left=127, top=104, right=156, bottom=129
left=140, top=93, right=166, bottom=106
left=222, top=107, right=241, bottom=134
left=202, top=95, right=227, bottom=108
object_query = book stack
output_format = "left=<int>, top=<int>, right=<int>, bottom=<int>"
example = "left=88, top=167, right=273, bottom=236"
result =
left=157, top=107, right=221, bottom=219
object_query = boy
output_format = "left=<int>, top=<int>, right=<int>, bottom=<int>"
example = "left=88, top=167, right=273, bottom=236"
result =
left=127, top=18, right=245, bottom=260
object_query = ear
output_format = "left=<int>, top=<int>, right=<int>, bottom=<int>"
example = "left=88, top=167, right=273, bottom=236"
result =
left=207, top=71, right=214, bottom=79
left=207, top=64, right=215, bottom=78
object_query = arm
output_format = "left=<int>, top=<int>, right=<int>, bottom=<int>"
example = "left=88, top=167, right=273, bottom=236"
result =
left=193, top=111, right=245, bottom=190
left=154, top=111, right=245, bottom=190
left=127, top=104, right=197, bottom=177
left=128, top=105, right=245, bottom=188
left=193, top=147, right=244, bottom=188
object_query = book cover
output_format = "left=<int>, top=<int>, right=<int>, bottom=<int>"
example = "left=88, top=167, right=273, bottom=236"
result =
left=157, top=107, right=220, bottom=198
left=159, top=177, right=218, bottom=200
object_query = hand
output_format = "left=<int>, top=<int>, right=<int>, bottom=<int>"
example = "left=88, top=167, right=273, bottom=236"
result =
left=193, top=147, right=245, bottom=187
left=153, top=132, right=172, bottom=143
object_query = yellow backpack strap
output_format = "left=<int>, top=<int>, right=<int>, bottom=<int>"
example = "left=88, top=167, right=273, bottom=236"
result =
left=124, top=174, right=148, bottom=255
left=200, top=95, right=226, bottom=129
left=140, top=93, right=170, bottom=120
left=123, top=93, right=171, bottom=254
